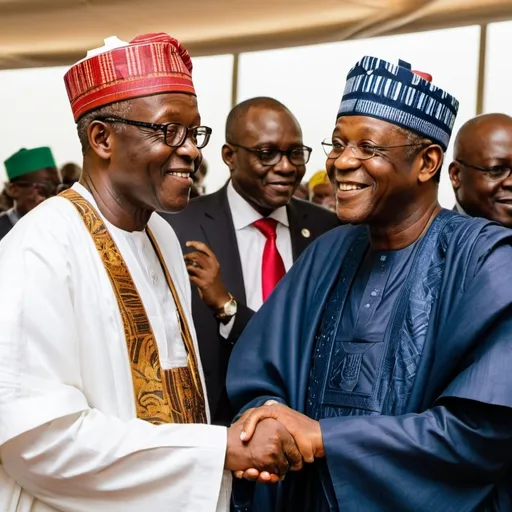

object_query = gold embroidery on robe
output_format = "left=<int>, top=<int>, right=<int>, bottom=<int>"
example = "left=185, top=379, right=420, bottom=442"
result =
left=61, top=189, right=206, bottom=424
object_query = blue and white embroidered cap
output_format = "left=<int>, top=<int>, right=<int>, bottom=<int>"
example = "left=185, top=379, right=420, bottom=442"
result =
left=337, top=56, right=459, bottom=151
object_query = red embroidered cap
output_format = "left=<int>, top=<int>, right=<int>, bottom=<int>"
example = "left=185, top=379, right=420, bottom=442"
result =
left=64, top=33, right=195, bottom=122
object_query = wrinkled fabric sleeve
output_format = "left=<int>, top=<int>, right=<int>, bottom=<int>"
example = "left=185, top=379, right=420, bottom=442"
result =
left=320, top=232, right=512, bottom=511
left=321, top=399, right=512, bottom=511
left=441, top=234, right=512, bottom=410
left=0, top=215, right=229, bottom=512
left=1, top=412, right=229, bottom=512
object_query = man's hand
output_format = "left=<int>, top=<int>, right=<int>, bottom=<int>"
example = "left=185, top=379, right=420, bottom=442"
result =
left=225, top=418, right=303, bottom=484
left=184, top=241, right=230, bottom=311
left=240, top=403, right=324, bottom=463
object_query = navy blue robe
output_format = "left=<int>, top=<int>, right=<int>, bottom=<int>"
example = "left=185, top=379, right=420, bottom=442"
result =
left=227, top=210, right=512, bottom=511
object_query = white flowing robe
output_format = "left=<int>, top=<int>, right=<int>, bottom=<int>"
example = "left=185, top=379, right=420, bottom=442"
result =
left=0, top=184, right=231, bottom=512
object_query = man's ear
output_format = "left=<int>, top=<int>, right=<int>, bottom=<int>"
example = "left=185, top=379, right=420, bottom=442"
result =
left=222, top=144, right=236, bottom=174
left=417, top=145, right=443, bottom=184
left=448, top=160, right=462, bottom=191
left=88, top=120, right=116, bottom=160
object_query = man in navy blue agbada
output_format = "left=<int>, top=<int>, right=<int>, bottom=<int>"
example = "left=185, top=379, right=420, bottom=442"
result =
left=227, top=56, right=512, bottom=511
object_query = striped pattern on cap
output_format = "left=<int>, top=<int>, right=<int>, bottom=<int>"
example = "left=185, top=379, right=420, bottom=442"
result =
left=64, top=33, right=195, bottom=122
left=337, top=56, right=459, bottom=151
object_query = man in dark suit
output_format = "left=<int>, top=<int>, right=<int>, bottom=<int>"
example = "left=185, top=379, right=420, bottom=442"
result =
left=163, top=97, right=339, bottom=425
left=0, top=147, right=60, bottom=241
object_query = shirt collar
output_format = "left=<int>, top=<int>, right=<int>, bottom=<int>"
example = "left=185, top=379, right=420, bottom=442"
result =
left=6, top=207, right=21, bottom=226
left=227, top=180, right=289, bottom=230
left=71, top=182, right=151, bottom=237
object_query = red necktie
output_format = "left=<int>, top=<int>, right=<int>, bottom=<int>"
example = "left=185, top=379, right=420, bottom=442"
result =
left=253, top=218, right=286, bottom=301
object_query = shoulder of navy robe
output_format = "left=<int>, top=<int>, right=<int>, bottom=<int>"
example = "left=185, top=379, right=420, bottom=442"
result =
left=228, top=222, right=364, bottom=414
left=227, top=211, right=512, bottom=512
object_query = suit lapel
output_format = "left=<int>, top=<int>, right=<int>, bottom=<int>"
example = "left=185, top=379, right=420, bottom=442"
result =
left=199, top=185, right=247, bottom=304
left=287, top=199, right=310, bottom=261
left=0, top=213, right=14, bottom=239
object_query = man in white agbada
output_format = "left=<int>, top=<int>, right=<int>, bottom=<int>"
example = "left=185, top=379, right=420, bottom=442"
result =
left=0, top=33, right=303, bottom=512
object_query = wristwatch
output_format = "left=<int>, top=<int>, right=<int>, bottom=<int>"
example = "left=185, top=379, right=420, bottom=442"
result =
left=215, top=293, right=237, bottom=322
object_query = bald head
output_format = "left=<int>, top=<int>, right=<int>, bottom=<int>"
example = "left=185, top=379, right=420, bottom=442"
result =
left=450, top=113, right=512, bottom=227
left=454, top=113, right=512, bottom=160
left=225, top=97, right=300, bottom=143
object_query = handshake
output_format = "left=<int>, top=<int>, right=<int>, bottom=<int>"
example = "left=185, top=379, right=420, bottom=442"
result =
left=224, top=402, right=325, bottom=483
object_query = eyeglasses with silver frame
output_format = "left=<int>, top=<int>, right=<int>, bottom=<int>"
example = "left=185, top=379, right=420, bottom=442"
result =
left=321, top=138, right=429, bottom=161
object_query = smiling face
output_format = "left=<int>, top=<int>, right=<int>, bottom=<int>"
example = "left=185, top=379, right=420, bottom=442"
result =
left=223, top=104, right=306, bottom=216
left=450, top=114, right=512, bottom=227
left=96, top=93, right=202, bottom=214
left=325, top=116, right=439, bottom=227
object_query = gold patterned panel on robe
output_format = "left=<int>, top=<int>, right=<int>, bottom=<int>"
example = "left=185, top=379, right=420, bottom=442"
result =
left=61, top=188, right=206, bottom=424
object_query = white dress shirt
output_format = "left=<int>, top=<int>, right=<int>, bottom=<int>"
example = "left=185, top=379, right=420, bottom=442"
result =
left=219, top=181, right=293, bottom=338
left=107, top=220, right=188, bottom=369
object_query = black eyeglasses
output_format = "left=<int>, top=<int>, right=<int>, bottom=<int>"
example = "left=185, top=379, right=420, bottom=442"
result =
left=96, top=116, right=212, bottom=149
left=455, top=159, right=512, bottom=182
left=228, top=143, right=312, bottom=166
left=14, top=181, right=58, bottom=197
left=321, top=139, right=429, bottom=161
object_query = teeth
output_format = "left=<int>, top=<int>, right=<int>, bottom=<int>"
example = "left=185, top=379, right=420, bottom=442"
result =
left=338, top=183, right=364, bottom=191
left=167, top=172, right=190, bottom=178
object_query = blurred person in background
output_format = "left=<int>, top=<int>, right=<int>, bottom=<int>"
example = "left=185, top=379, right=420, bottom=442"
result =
left=0, top=189, right=13, bottom=212
left=293, top=182, right=308, bottom=200
left=449, top=113, right=512, bottom=227
left=58, top=162, right=81, bottom=192
left=191, top=159, right=208, bottom=198
left=308, top=169, right=335, bottom=211
left=0, top=146, right=59, bottom=241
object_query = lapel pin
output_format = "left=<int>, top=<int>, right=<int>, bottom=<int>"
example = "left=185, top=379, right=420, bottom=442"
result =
left=301, top=228, right=311, bottom=238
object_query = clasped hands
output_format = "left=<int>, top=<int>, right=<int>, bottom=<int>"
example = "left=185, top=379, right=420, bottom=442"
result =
left=224, top=402, right=325, bottom=484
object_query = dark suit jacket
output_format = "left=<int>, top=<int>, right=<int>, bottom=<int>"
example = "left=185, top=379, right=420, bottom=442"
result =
left=162, top=183, right=340, bottom=424
left=0, top=213, right=14, bottom=241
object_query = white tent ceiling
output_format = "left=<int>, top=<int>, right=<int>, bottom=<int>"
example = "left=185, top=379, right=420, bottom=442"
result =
left=1, top=0, right=512, bottom=69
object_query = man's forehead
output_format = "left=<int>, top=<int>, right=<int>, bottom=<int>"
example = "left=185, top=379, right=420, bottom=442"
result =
left=458, top=115, right=512, bottom=142
left=460, top=122, right=512, bottom=155
left=477, top=122, right=512, bottom=142
left=243, top=108, right=301, bottom=141
left=132, top=93, right=199, bottom=120
left=334, top=116, right=401, bottom=138
left=245, top=106, right=295, bottom=126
